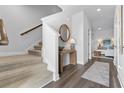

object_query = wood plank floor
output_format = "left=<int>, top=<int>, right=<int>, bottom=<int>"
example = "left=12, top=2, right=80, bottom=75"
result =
left=44, top=58, right=121, bottom=88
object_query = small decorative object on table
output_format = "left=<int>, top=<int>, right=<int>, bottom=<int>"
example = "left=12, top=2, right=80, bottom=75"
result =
left=64, top=43, right=71, bottom=50
left=70, top=38, right=76, bottom=49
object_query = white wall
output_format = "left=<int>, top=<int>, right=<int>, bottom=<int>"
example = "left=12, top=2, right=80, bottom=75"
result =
left=0, top=5, right=61, bottom=56
left=42, top=23, right=59, bottom=81
left=72, top=11, right=84, bottom=65
left=42, top=11, right=72, bottom=81
left=114, top=6, right=124, bottom=87
left=42, top=8, right=92, bottom=80
left=72, top=11, right=91, bottom=65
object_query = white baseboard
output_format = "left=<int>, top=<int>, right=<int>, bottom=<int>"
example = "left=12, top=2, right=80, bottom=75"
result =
left=43, top=57, right=53, bottom=72
left=53, top=73, right=60, bottom=81
left=77, top=61, right=84, bottom=65
left=43, top=55, right=49, bottom=64
left=43, top=58, right=59, bottom=80
left=47, top=64, right=53, bottom=72
left=118, top=73, right=124, bottom=88
left=43, top=56, right=60, bottom=81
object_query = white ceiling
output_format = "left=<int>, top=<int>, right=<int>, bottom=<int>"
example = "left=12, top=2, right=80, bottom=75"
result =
left=59, top=5, right=115, bottom=31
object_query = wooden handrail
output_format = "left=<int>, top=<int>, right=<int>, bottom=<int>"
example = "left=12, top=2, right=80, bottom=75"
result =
left=20, top=24, right=42, bottom=36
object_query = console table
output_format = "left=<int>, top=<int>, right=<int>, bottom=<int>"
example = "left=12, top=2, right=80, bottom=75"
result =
left=59, top=48, right=77, bottom=74
left=94, top=49, right=114, bottom=57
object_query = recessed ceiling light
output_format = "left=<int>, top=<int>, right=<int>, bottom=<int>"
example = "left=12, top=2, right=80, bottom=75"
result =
left=97, top=8, right=101, bottom=12
left=98, top=27, right=102, bottom=30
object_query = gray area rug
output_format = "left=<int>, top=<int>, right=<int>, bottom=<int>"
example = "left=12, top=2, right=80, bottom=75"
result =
left=81, top=61, right=109, bottom=87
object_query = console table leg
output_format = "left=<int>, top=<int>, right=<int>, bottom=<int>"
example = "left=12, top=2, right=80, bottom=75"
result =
left=70, top=52, right=77, bottom=65
left=59, top=54, right=64, bottom=74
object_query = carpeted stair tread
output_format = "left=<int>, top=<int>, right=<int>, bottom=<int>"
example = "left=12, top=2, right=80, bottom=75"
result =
left=34, top=45, right=42, bottom=50
left=0, top=55, right=44, bottom=72
left=4, top=70, right=53, bottom=88
left=39, top=42, right=42, bottom=45
left=0, top=64, right=52, bottom=88
left=28, top=49, right=41, bottom=56
left=0, top=41, right=53, bottom=88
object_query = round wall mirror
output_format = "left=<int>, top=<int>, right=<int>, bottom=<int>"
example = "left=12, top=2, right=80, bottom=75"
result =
left=59, top=24, right=71, bottom=42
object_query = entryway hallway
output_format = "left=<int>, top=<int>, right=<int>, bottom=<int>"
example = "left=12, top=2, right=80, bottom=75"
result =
left=44, top=58, right=121, bottom=88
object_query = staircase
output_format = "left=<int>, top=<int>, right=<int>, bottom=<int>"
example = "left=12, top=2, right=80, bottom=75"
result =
left=28, top=42, right=42, bottom=56
left=0, top=42, right=53, bottom=88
